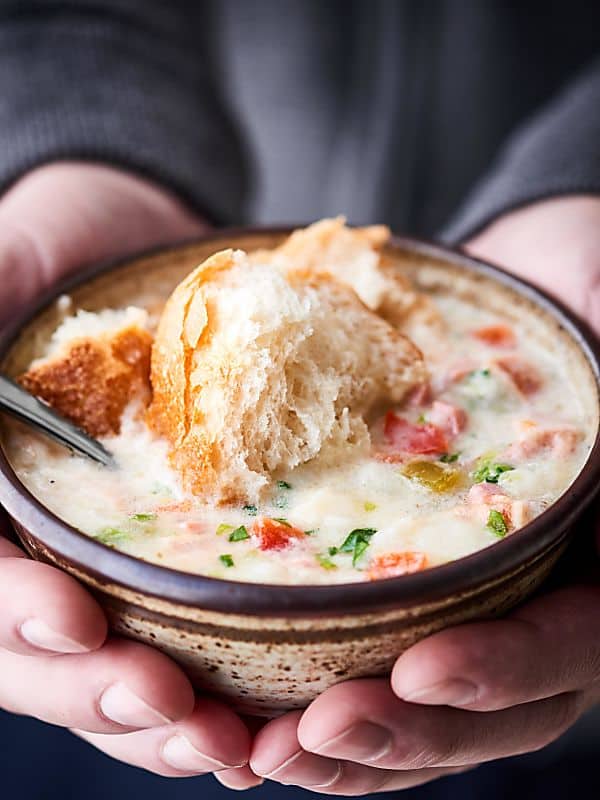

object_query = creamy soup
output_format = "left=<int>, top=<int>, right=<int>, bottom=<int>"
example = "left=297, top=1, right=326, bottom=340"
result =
left=5, top=293, right=593, bottom=585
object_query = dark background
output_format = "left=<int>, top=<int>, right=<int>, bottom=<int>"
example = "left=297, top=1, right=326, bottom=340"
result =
left=1, top=707, right=598, bottom=799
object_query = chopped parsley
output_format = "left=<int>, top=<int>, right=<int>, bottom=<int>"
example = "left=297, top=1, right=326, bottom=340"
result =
left=129, top=512, right=157, bottom=522
left=469, top=368, right=491, bottom=378
left=364, top=501, right=377, bottom=511
left=277, top=480, right=292, bottom=490
left=94, top=527, right=129, bottom=547
left=316, top=553, right=338, bottom=570
left=228, top=525, right=250, bottom=542
left=337, top=528, right=377, bottom=567
left=439, top=452, right=460, bottom=463
left=219, top=554, right=235, bottom=568
left=416, top=413, right=427, bottom=424
left=472, top=459, right=514, bottom=484
left=243, top=504, right=258, bottom=516
left=272, top=517, right=291, bottom=527
left=216, top=523, right=235, bottom=536
left=304, top=529, right=317, bottom=536
left=486, top=509, right=508, bottom=537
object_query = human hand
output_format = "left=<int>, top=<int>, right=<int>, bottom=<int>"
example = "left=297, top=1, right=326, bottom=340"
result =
left=0, top=162, right=207, bottom=326
left=0, top=163, right=261, bottom=782
left=245, top=195, right=600, bottom=794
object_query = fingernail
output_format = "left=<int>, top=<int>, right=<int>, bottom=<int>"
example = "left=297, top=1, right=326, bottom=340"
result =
left=20, top=618, right=89, bottom=654
left=313, top=721, right=393, bottom=763
left=99, top=682, right=173, bottom=728
left=261, top=750, right=342, bottom=788
left=162, top=734, right=244, bottom=772
left=404, top=678, right=478, bottom=706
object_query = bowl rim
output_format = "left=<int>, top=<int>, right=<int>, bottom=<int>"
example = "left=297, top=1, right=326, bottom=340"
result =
left=1, top=226, right=600, bottom=617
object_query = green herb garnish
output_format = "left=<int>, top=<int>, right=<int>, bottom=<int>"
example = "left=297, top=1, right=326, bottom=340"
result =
left=94, top=527, right=129, bottom=547
left=304, top=529, right=317, bottom=536
left=439, top=452, right=460, bottom=464
left=486, top=509, right=508, bottom=538
left=316, top=553, right=338, bottom=570
left=243, top=504, right=258, bottom=516
left=469, top=368, right=491, bottom=378
left=328, top=546, right=339, bottom=556
left=277, top=480, right=292, bottom=490
left=364, top=501, right=377, bottom=511
left=416, top=414, right=427, bottom=424
left=228, top=525, right=250, bottom=542
left=337, top=528, right=377, bottom=567
left=272, top=517, right=291, bottom=527
left=472, top=459, right=514, bottom=484
left=130, top=512, right=157, bottom=522
left=216, top=523, right=235, bottom=536
left=219, top=554, right=235, bottom=567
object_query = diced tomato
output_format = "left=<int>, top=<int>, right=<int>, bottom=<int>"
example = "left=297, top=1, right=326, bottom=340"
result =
left=252, top=518, right=305, bottom=551
left=505, top=421, right=581, bottom=461
left=472, top=324, right=516, bottom=348
left=492, top=357, right=543, bottom=396
left=383, top=412, right=448, bottom=455
left=367, top=551, right=427, bottom=580
left=428, top=401, right=467, bottom=438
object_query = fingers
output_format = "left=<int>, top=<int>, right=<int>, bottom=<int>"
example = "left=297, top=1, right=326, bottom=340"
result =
left=76, top=698, right=251, bottom=778
left=214, top=767, right=265, bottom=791
left=294, top=679, right=584, bottom=771
left=0, top=554, right=108, bottom=656
left=0, top=637, right=195, bottom=733
left=391, top=585, right=600, bottom=711
left=250, top=711, right=466, bottom=795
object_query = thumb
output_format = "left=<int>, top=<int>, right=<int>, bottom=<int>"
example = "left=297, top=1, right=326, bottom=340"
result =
left=0, top=162, right=208, bottom=325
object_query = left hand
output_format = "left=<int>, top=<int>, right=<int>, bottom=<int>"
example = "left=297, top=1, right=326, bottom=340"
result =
left=240, top=195, right=600, bottom=794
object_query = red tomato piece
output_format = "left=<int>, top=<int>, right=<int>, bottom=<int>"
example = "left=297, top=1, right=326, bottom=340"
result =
left=472, top=324, right=516, bottom=348
left=367, top=551, right=427, bottom=580
left=383, top=412, right=448, bottom=455
left=252, top=518, right=305, bottom=551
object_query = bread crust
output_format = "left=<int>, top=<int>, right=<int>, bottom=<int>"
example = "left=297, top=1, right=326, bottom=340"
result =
left=148, top=247, right=427, bottom=504
left=20, top=324, right=152, bottom=437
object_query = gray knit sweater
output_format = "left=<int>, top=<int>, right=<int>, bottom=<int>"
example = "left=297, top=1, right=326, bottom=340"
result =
left=1, top=0, right=599, bottom=241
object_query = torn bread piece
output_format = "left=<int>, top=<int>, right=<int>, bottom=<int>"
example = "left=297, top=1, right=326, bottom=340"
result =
left=250, top=216, right=442, bottom=333
left=20, top=307, right=152, bottom=438
left=148, top=248, right=426, bottom=504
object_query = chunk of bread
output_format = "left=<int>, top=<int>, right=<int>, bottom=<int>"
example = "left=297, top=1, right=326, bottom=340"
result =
left=20, top=307, right=152, bottom=437
left=148, top=248, right=426, bottom=504
left=250, top=216, right=441, bottom=332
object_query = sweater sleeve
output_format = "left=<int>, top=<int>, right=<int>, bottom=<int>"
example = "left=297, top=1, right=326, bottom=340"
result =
left=441, top=58, right=600, bottom=244
left=0, top=1, right=248, bottom=223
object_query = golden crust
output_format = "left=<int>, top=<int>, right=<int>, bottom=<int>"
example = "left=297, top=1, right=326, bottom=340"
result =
left=148, top=247, right=426, bottom=503
left=250, top=216, right=390, bottom=269
left=20, top=325, right=152, bottom=438
left=250, top=216, right=444, bottom=334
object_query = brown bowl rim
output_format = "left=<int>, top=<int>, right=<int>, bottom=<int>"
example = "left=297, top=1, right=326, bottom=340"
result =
left=1, top=226, right=600, bottom=617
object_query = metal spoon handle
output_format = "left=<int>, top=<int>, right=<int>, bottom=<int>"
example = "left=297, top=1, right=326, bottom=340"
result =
left=0, top=373, right=115, bottom=466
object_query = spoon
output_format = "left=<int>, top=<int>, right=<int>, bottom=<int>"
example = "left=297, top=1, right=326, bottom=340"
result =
left=0, top=373, right=115, bottom=467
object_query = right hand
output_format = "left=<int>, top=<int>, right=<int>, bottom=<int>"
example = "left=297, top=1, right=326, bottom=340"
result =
left=0, top=163, right=261, bottom=786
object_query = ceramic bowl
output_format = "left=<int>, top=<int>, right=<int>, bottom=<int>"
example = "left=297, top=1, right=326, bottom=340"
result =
left=1, top=229, right=599, bottom=717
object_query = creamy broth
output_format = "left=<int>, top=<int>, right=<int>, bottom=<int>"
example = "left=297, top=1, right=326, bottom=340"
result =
left=5, top=294, right=592, bottom=585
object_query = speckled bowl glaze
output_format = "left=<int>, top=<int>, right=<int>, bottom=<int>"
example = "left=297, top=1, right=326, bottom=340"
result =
left=1, top=229, right=600, bottom=717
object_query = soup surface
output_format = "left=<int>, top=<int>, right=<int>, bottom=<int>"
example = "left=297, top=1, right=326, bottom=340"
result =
left=5, top=292, right=592, bottom=584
